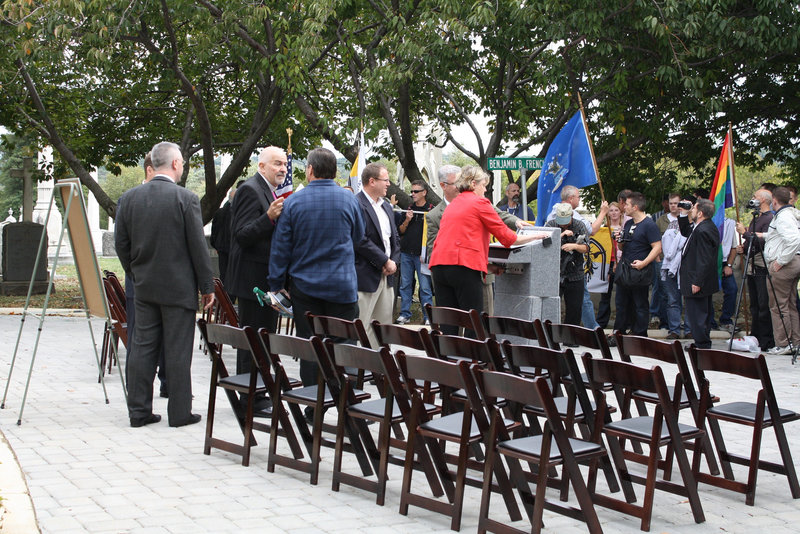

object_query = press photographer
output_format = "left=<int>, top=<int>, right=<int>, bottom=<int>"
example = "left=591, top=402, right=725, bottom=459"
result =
left=735, top=188, right=774, bottom=351
left=545, top=203, right=589, bottom=325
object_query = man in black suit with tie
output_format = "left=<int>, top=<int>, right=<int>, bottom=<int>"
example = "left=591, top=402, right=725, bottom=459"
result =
left=227, top=146, right=287, bottom=414
left=354, top=163, right=400, bottom=347
left=115, top=141, right=215, bottom=427
left=679, top=198, right=721, bottom=349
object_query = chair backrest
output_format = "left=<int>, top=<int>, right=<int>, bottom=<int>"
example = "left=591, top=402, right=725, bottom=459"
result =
left=308, top=312, right=371, bottom=348
left=103, top=278, right=128, bottom=346
left=425, top=304, right=487, bottom=339
left=481, top=313, right=541, bottom=345
left=260, top=330, right=334, bottom=386
left=103, top=270, right=126, bottom=304
left=329, top=343, right=391, bottom=385
left=472, top=367, right=555, bottom=423
left=615, top=333, right=699, bottom=402
left=688, top=346, right=779, bottom=409
left=500, top=340, right=569, bottom=384
left=582, top=353, right=670, bottom=402
left=212, top=278, right=239, bottom=327
left=396, top=352, right=469, bottom=394
left=545, top=320, right=613, bottom=359
left=371, top=321, right=438, bottom=358
left=431, top=333, right=505, bottom=370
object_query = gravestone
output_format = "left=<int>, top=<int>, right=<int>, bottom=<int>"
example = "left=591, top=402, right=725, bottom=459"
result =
left=1, top=222, right=50, bottom=296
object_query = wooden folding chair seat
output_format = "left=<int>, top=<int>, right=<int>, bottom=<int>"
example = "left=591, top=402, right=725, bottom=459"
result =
left=425, top=303, right=487, bottom=339
left=396, top=353, right=521, bottom=531
left=614, top=333, right=721, bottom=477
left=196, top=319, right=303, bottom=467
left=260, top=330, right=373, bottom=485
left=473, top=368, right=607, bottom=534
left=328, top=342, right=443, bottom=505
left=582, top=354, right=705, bottom=532
left=688, top=346, right=800, bottom=505
left=308, top=312, right=372, bottom=388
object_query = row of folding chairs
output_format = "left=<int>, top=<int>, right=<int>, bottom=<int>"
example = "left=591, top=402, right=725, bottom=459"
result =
left=196, top=306, right=800, bottom=533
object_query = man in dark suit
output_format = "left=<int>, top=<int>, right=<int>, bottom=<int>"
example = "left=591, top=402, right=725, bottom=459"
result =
left=115, top=141, right=215, bottom=428
left=210, top=180, right=243, bottom=289
left=679, top=198, right=721, bottom=349
left=354, top=162, right=400, bottom=347
left=227, top=147, right=287, bottom=414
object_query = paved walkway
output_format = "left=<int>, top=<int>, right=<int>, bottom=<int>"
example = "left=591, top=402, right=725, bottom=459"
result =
left=1, top=313, right=800, bottom=533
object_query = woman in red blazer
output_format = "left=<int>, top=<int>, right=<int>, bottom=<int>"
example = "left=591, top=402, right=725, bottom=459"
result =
left=429, top=166, right=544, bottom=318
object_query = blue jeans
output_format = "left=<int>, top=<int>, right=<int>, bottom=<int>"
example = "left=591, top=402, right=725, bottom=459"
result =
left=399, top=252, right=433, bottom=319
left=581, top=278, right=599, bottom=329
left=649, top=260, right=666, bottom=325
left=663, top=272, right=684, bottom=335
left=718, top=274, right=737, bottom=325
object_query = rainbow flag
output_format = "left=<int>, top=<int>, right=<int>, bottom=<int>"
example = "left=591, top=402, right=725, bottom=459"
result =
left=709, top=129, right=736, bottom=277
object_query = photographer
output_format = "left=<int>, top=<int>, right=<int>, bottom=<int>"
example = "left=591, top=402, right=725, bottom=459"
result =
left=612, top=192, right=662, bottom=336
left=735, top=189, right=774, bottom=351
left=679, top=199, right=720, bottom=349
left=545, top=203, right=589, bottom=325
left=756, top=187, right=800, bottom=355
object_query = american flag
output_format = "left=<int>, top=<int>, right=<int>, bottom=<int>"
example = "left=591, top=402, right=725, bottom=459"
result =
left=275, top=146, right=293, bottom=198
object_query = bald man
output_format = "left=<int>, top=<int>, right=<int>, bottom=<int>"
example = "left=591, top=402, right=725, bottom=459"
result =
left=227, top=146, right=288, bottom=415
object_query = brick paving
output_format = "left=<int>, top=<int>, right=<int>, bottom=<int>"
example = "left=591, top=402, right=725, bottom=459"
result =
left=1, top=313, right=800, bottom=533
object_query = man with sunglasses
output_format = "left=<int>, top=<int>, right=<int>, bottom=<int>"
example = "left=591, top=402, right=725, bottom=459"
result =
left=396, top=180, right=436, bottom=324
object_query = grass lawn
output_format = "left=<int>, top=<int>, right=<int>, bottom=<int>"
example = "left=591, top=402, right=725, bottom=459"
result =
left=0, top=257, right=123, bottom=309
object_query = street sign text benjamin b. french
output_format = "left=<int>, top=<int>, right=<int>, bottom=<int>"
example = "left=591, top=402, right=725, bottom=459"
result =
left=487, top=157, right=544, bottom=171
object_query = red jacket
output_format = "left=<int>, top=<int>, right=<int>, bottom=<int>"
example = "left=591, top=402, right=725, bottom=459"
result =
left=429, top=193, right=518, bottom=273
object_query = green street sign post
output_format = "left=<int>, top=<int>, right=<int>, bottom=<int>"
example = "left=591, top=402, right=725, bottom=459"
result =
left=487, top=157, right=544, bottom=171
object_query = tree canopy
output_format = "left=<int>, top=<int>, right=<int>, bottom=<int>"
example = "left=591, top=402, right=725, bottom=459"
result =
left=1, top=0, right=797, bottom=221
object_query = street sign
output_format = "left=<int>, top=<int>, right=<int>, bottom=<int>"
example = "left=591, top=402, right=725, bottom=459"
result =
left=487, top=157, right=544, bottom=171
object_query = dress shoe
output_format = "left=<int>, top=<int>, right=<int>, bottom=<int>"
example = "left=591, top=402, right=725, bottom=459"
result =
left=130, top=413, right=161, bottom=428
left=666, top=332, right=680, bottom=340
left=169, top=413, right=202, bottom=427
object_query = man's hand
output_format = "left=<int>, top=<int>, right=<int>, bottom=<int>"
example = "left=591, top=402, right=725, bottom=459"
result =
left=561, top=243, right=580, bottom=252
left=561, top=229, right=574, bottom=238
left=267, top=196, right=284, bottom=221
left=735, top=221, right=746, bottom=235
left=404, top=209, right=413, bottom=222
left=382, top=259, right=397, bottom=275
left=691, top=284, right=701, bottom=294
left=390, top=194, right=398, bottom=206
left=736, top=244, right=744, bottom=254
left=202, top=293, right=216, bottom=310
left=515, top=220, right=532, bottom=230
left=630, top=259, right=647, bottom=270
left=487, top=264, right=505, bottom=275
left=723, top=265, right=733, bottom=277
left=598, top=200, right=609, bottom=215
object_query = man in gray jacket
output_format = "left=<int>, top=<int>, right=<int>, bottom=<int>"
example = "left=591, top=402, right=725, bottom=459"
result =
left=115, top=141, right=215, bottom=428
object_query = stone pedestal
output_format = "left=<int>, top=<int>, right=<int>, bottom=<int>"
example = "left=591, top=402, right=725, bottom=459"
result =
left=489, top=226, right=561, bottom=324
left=1, top=222, right=50, bottom=296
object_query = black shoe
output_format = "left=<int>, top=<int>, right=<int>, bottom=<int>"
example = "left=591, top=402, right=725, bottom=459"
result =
left=304, top=407, right=315, bottom=425
left=169, top=414, right=202, bottom=427
left=563, top=343, right=579, bottom=348
left=253, top=399, right=273, bottom=418
left=159, top=389, right=169, bottom=399
left=130, top=413, right=161, bottom=428
left=606, top=335, right=617, bottom=347
left=666, top=332, right=680, bottom=340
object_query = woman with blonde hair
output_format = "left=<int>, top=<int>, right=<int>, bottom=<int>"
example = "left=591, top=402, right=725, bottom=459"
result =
left=429, top=166, right=545, bottom=327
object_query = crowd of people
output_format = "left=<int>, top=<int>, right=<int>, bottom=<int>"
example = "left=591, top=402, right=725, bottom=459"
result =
left=118, top=141, right=800, bottom=429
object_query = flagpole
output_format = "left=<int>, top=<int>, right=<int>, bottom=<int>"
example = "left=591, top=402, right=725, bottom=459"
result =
left=577, top=92, right=605, bottom=204
left=728, top=122, right=749, bottom=333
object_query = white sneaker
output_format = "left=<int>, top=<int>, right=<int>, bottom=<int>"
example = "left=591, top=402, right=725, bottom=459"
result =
left=767, top=346, right=792, bottom=355
left=395, top=316, right=410, bottom=325
left=424, top=319, right=430, bottom=326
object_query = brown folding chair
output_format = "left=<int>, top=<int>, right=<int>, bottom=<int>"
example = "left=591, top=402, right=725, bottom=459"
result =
left=688, top=346, right=800, bottom=505
left=260, top=330, right=373, bottom=485
left=196, top=319, right=303, bottom=467
left=473, top=368, right=606, bottom=534
left=328, top=342, right=443, bottom=505
left=103, top=270, right=126, bottom=303
left=614, top=333, right=721, bottom=477
left=372, top=322, right=440, bottom=403
left=425, top=303, right=487, bottom=339
left=583, top=354, right=705, bottom=532
left=212, top=278, right=239, bottom=327
left=396, top=353, right=521, bottom=531
left=100, top=277, right=128, bottom=377
left=308, top=312, right=372, bottom=388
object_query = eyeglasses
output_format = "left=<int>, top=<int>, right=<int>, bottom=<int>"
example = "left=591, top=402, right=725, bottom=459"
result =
left=410, top=189, right=424, bottom=194
left=444, top=181, right=456, bottom=187
left=375, top=178, right=390, bottom=182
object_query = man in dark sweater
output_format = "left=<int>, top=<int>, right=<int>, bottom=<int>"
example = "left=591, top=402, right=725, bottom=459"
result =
left=396, top=180, right=435, bottom=324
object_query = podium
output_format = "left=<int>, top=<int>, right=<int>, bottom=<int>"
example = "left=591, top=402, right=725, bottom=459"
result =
left=488, top=226, right=561, bottom=323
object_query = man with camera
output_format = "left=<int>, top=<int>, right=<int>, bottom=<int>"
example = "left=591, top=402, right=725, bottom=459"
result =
left=613, top=192, right=662, bottom=336
left=679, top=199, right=720, bottom=349
left=735, top=189, right=774, bottom=351
left=751, top=187, right=800, bottom=355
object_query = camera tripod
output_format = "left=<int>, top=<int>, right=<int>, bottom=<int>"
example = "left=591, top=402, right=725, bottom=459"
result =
left=729, top=212, right=796, bottom=364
